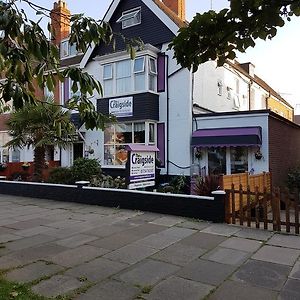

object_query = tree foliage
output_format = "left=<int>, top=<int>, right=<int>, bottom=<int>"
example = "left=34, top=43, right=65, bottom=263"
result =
left=170, top=0, right=300, bottom=72
left=6, top=99, right=76, bottom=181
left=0, top=0, right=142, bottom=129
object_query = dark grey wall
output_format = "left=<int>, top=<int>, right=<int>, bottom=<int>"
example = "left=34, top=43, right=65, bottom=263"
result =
left=97, top=92, right=159, bottom=121
left=92, top=0, right=175, bottom=57
left=0, top=182, right=225, bottom=223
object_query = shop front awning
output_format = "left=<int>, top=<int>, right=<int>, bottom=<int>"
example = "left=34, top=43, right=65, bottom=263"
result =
left=191, top=126, right=262, bottom=147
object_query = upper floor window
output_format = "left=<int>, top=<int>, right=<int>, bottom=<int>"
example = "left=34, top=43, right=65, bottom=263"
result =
left=60, top=39, right=79, bottom=59
left=117, top=7, right=141, bottom=29
left=102, top=56, right=157, bottom=97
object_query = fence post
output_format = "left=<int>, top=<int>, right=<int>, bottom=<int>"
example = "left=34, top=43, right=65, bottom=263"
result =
left=212, top=190, right=227, bottom=223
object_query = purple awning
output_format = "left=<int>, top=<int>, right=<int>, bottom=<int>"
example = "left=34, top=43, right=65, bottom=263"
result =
left=192, top=127, right=262, bottom=147
left=126, top=144, right=159, bottom=152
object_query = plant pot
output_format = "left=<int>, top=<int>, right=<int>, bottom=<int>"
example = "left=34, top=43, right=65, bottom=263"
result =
left=255, top=152, right=263, bottom=160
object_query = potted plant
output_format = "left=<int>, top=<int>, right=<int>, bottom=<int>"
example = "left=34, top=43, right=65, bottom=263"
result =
left=195, top=147, right=203, bottom=160
left=0, top=163, right=7, bottom=172
left=255, top=149, right=263, bottom=160
left=21, top=162, right=31, bottom=171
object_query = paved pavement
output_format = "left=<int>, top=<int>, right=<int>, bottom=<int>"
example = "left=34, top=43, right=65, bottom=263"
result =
left=0, top=194, right=300, bottom=299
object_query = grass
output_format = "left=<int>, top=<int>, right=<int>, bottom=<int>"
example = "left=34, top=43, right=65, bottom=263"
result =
left=0, top=277, right=48, bottom=300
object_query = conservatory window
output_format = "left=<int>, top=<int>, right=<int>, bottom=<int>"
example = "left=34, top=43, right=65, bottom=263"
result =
left=104, top=122, right=154, bottom=167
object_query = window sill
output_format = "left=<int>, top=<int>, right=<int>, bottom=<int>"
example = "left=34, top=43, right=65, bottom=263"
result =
left=100, top=90, right=159, bottom=99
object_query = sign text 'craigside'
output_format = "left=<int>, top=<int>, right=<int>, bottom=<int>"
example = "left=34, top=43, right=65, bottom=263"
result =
left=109, top=97, right=133, bottom=118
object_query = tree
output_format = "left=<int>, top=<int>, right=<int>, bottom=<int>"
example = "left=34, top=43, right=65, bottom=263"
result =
left=0, top=0, right=142, bottom=129
left=170, top=0, right=300, bottom=72
left=6, top=99, right=76, bottom=181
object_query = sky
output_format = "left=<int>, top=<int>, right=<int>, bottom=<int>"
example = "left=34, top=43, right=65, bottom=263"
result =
left=20, top=0, right=300, bottom=109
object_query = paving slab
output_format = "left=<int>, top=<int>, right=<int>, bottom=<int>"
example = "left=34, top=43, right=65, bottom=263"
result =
left=14, top=226, right=52, bottom=237
left=65, top=257, right=128, bottom=282
left=5, top=234, right=57, bottom=251
left=150, top=216, right=184, bottom=227
left=0, top=233, right=22, bottom=243
left=202, top=247, right=251, bottom=266
left=179, top=232, right=227, bottom=249
left=177, top=259, right=236, bottom=286
left=267, top=234, right=300, bottom=249
left=88, top=232, right=141, bottom=250
left=201, top=224, right=241, bottom=237
left=5, top=218, right=53, bottom=230
left=234, top=227, right=273, bottom=241
left=126, top=223, right=170, bottom=238
left=6, top=261, right=64, bottom=283
left=103, top=243, right=158, bottom=264
left=74, top=280, right=140, bottom=300
left=32, top=275, right=84, bottom=298
left=252, top=245, right=300, bottom=266
left=279, top=279, right=300, bottom=300
left=219, top=236, right=263, bottom=252
left=83, top=223, right=135, bottom=238
left=232, top=259, right=291, bottom=291
left=55, top=234, right=98, bottom=248
left=117, top=259, right=180, bottom=286
left=208, top=280, right=278, bottom=300
left=176, top=220, right=211, bottom=231
left=146, top=276, right=214, bottom=300
left=151, top=243, right=206, bottom=266
left=49, top=245, right=109, bottom=267
left=289, top=260, right=300, bottom=280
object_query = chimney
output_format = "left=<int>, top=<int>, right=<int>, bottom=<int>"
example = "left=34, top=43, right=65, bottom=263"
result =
left=240, top=62, right=255, bottom=77
left=50, top=0, right=71, bottom=45
left=161, top=0, right=186, bottom=21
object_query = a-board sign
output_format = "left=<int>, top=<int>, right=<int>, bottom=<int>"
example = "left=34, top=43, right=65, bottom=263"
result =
left=126, top=144, right=159, bottom=190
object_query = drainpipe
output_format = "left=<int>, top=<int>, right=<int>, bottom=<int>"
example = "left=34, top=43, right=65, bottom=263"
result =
left=248, top=80, right=252, bottom=110
left=166, top=55, right=170, bottom=176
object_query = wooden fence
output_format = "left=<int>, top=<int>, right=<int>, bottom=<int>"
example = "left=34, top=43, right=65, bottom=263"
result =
left=225, top=184, right=300, bottom=234
left=220, top=172, right=271, bottom=193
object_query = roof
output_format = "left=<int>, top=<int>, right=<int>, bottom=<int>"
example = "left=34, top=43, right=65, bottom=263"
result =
left=60, top=54, right=84, bottom=68
left=227, top=61, right=293, bottom=109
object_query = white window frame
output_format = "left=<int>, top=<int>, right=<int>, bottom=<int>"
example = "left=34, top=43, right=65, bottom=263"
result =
left=60, top=38, right=80, bottom=59
left=101, top=55, right=158, bottom=97
left=103, top=64, right=113, bottom=80
left=133, top=57, right=145, bottom=74
left=117, top=7, right=141, bottom=29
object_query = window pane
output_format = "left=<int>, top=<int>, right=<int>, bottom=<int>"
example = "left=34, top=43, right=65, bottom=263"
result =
left=115, top=146, right=128, bottom=165
left=104, top=125, right=115, bottom=144
left=230, top=147, right=248, bottom=174
left=61, top=41, right=68, bottom=57
left=12, top=149, right=20, bottom=162
left=149, top=123, right=155, bottom=143
left=117, top=77, right=131, bottom=93
left=134, top=73, right=145, bottom=91
left=149, top=74, right=156, bottom=91
left=134, top=123, right=145, bottom=143
left=149, top=58, right=157, bottom=74
left=104, top=80, right=113, bottom=96
left=115, top=123, right=132, bottom=144
left=116, top=60, right=131, bottom=78
left=104, top=145, right=115, bottom=165
left=103, top=64, right=112, bottom=79
left=69, top=43, right=77, bottom=56
left=208, top=148, right=226, bottom=175
left=134, top=57, right=145, bottom=73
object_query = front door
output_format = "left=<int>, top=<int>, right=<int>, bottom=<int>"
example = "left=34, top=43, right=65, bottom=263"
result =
left=73, top=143, right=83, bottom=162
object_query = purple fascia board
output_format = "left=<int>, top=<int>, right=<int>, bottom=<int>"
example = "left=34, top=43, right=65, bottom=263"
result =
left=192, top=127, right=261, bottom=138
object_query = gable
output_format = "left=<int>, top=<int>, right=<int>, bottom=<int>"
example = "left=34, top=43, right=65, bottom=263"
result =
left=91, top=0, right=176, bottom=58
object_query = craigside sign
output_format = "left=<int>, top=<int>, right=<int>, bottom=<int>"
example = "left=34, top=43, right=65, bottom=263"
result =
left=109, top=97, right=133, bottom=118
left=126, top=145, right=158, bottom=190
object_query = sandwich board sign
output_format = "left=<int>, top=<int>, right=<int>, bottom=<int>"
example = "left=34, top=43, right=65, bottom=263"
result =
left=126, top=144, right=159, bottom=190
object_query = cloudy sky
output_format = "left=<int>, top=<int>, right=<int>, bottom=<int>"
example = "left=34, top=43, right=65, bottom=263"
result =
left=20, top=0, right=300, bottom=109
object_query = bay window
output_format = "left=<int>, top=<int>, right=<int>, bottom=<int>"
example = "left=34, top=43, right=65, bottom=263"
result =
left=103, top=122, right=155, bottom=167
left=102, top=55, right=157, bottom=96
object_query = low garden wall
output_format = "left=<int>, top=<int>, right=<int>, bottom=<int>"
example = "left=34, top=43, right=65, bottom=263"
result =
left=0, top=181, right=226, bottom=223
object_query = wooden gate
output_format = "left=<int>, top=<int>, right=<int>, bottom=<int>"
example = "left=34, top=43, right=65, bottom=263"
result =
left=225, top=184, right=300, bottom=234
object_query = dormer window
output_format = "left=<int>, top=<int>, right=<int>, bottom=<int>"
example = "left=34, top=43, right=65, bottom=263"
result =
left=60, top=39, right=79, bottom=59
left=117, top=7, right=141, bottom=29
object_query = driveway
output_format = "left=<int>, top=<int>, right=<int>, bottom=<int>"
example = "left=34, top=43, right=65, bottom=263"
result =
left=0, top=194, right=299, bottom=299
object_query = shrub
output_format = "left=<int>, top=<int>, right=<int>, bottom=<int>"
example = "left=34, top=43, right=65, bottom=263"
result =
left=193, top=175, right=221, bottom=196
left=287, top=166, right=300, bottom=190
left=90, top=174, right=126, bottom=189
left=48, top=167, right=73, bottom=185
left=71, top=158, right=101, bottom=182
left=157, top=175, right=188, bottom=194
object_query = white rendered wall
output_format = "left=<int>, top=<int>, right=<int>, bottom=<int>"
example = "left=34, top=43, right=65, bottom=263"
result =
left=194, top=113, right=270, bottom=175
